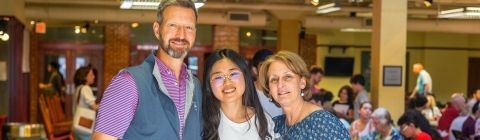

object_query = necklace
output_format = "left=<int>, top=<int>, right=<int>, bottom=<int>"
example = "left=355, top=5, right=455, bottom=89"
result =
left=282, top=102, right=305, bottom=139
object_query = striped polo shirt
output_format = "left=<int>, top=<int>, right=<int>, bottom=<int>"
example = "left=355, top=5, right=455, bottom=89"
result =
left=94, top=55, right=188, bottom=139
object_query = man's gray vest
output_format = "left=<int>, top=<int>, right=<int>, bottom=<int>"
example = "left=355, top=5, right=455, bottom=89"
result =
left=122, top=52, right=203, bottom=140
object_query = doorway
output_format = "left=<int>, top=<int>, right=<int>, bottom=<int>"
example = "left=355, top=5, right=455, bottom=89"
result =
left=468, top=58, right=480, bottom=96
left=39, top=43, right=103, bottom=117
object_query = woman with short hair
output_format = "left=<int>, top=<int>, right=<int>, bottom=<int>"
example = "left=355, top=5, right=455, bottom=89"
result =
left=258, top=51, right=350, bottom=139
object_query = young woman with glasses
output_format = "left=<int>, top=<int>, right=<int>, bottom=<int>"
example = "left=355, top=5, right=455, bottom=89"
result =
left=201, top=49, right=274, bottom=140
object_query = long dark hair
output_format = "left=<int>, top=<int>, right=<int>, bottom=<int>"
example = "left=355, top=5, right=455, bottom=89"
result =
left=338, top=85, right=354, bottom=103
left=202, top=49, right=271, bottom=140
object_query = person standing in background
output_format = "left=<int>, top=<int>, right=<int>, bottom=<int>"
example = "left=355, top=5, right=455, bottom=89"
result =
left=72, top=66, right=99, bottom=140
left=251, top=49, right=282, bottom=117
left=350, top=74, right=369, bottom=120
left=409, top=63, right=432, bottom=99
left=39, top=61, right=65, bottom=98
left=310, top=66, right=333, bottom=102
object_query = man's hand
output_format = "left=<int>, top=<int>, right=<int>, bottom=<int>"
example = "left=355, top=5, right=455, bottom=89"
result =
left=409, top=93, right=415, bottom=99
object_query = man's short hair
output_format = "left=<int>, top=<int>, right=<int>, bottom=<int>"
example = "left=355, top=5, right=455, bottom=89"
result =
left=157, top=0, right=198, bottom=23
left=49, top=61, right=60, bottom=70
left=350, top=74, right=365, bottom=86
left=309, top=66, right=324, bottom=75
left=414, top=96, right=428, bottom=108
left=252, top=49, right=274, bottom=68
left=397, top=110, right=422, bottom=128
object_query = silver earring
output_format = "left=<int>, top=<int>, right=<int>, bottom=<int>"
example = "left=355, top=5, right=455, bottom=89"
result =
left=269, top=98, right=273, bottom=102
left=301, top=89, right=305, bottom=97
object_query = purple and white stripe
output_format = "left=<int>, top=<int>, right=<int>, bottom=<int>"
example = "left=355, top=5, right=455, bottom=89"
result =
left=94, top=70, right=138, bottom=139
left=94, top=56, right=188, bottom=139
left=154, top=57, right=188, bottom=139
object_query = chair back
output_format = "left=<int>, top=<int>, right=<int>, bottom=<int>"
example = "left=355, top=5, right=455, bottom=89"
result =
left=38, top=95, right=54, bottom=134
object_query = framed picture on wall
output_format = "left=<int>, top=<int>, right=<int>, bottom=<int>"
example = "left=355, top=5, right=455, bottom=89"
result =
left=383, top=66, right=402, bottom=86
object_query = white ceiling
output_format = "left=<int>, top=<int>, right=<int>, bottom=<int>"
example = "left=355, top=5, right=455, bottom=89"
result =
left=23, top=0, right=480, bottom=33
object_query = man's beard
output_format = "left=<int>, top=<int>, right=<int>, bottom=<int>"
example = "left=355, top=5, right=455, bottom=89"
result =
left=159, top=34, right=191, bottom=59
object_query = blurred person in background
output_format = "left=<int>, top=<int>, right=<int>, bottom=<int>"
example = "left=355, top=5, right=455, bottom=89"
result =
left=350, top=102, right=375, bottom=140
left=438, top=93, right=466, bottom=140
left=461, top=101, right=480, bottom=140
left=39, top=61, right=66, bottom=101
left=332, top=85, right=354, bottom=122
left=351, top=74, right=370, bottom=120
left=397, top=110, right=432, bottom=140
left=72, top=66, right=99, bottom=140
left=449, top=104, right=471, bottom=140
left=308, top=94, right=324, bottom=108
left=251, top=49, right=282, bottom=117
left=367, top=108, right=404, bottom=140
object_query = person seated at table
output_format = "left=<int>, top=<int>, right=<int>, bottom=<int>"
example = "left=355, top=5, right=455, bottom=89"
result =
left=397, top=110, right=432, bottom=140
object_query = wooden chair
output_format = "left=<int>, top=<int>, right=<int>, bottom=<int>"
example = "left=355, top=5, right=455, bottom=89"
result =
left=39, top=95, right=74, bottom=140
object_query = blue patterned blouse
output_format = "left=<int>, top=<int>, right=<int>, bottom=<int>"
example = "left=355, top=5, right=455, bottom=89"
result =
left=361, top=127, right=405, bottom=140
left=273, top=110, right=351, bottom=140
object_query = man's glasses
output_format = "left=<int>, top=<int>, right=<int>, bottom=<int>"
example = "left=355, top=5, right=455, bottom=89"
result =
left=210, top=71, right=243, bottom=87
left=401, top=125, right=409, bottom=132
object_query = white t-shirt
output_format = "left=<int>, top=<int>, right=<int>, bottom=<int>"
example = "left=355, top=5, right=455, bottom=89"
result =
left=449, top=116, right=468, bottom=140
left=421, top=106, right=442, bottom=126
left=72, top=85, right=96, bottom=113
left=219, top=109, right=275, bottom=140
left=257, top=89, right=283, bottom=117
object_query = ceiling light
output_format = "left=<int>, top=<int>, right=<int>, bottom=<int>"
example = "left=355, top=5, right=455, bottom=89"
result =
left=311, top=0, right=319, bottom=6
left=438, top=7, right=480, bottom=19
left=424, top=0, right=432, bottom=7
left=74, top=26, right=80, bottom=34
left=1, top=33, right=9, bottom=41
left=30, top=21, right=35, bottom=25
left=316, top=2, right=341, bottom=14
left=246, top=32, right=251, bottom=37
left=81, top=27, right=87, bottom=33
left=120, top=0, right=205, bottom=10
left=131, top=23, right=139, bottom=28
left=340, top=28, right=372, bottom=32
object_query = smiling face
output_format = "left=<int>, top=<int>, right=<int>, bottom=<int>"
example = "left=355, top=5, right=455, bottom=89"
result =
left=209, top=58, right=246, bottom=104
left=267, top=60, right=306, bottom=106
left=153, top=5, right=196, bottom=59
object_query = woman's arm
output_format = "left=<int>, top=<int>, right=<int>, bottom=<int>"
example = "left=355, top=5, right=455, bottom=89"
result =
left=349, top=121, right=358, bottom=139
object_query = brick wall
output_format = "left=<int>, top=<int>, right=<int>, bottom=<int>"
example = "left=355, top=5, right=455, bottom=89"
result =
left=213, top=25, right=239, bottom=52
left=29, top=30, right=39, bottom=123
left=103, top=25, right=130, bottom=90
left=299, top=34, right=317, bottom=68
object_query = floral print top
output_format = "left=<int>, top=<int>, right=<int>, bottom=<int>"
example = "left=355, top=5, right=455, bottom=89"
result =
left=361, top=126, right=405, bottom=140
left=273, top=110, right=351, bottom=140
